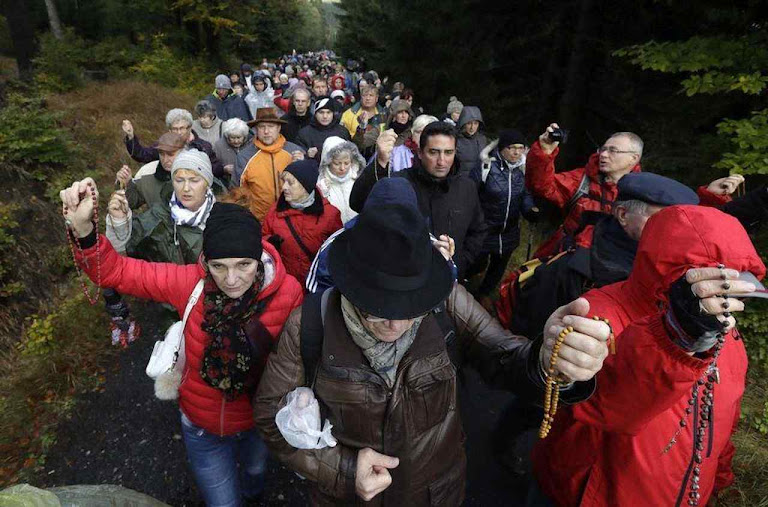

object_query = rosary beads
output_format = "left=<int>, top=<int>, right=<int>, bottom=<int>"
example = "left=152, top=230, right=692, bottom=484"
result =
left=63, top=183, right=102, bottom=305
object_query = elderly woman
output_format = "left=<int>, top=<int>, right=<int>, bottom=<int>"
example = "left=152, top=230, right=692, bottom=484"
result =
left=214, top=118, right=253, bottom=187
left=295, top=98, right=351, bottom=161
left=317, top=136, right=365, bottom=223
left=121, top=108, right=224, bottom=177
left=106, top=149, right=216, bottom=265
left=262, top=160, right=342, bottom=284
left=192, top=100, right=223, bottom=146
left=61, top=179, right=303, bottom=506
left=244, top=74, right=276, bottom=119
left=388, top=114, right=437, bottom=172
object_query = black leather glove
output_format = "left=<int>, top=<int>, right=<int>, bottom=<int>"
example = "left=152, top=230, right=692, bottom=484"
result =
left=665, top=275, right=726, bottom=353
left=267, top=234, right=284, bottom=251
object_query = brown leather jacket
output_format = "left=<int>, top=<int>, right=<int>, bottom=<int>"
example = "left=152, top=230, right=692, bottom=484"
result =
left=253, top=284, right=589, bottom=506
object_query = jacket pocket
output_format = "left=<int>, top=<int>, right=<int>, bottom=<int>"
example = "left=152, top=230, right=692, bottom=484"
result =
left=314, top=377, right=372, bottom=443
left=407, top=366, right=456, bottom=434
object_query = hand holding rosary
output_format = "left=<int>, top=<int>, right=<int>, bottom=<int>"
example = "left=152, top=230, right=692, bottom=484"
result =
left=61, top=179, right=102, bottom=305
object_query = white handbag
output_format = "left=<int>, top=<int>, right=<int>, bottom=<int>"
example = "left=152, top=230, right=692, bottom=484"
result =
left=146, top=279, right=205, bottom=400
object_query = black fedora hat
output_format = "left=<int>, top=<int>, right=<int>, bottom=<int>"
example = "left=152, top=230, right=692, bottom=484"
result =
left=328, top=203, right=454, bottom=320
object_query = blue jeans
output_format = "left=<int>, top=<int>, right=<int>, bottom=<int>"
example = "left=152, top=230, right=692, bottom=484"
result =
left=181, top=411, right=269, bottom=507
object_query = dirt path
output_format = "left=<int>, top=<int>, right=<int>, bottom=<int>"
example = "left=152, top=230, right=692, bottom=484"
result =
left=29, top=300, right=528, bottom=506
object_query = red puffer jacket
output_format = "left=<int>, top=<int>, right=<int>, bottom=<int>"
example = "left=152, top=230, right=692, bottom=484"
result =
left=525, top=141, right=641, bottom=256
left=532, top=206, right=765, bottom=506
left=77, top=236, right=303, bottom=436
left=262, top=193, right=342, bottom=285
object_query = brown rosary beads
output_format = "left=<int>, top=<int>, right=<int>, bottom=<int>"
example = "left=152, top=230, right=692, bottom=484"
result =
left=540, top=316, right=615, bottom=438
left=63, top=182, right=102, bottom=305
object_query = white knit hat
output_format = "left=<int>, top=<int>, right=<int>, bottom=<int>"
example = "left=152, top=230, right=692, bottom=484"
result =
left=171, top=149, right=213, bottom=186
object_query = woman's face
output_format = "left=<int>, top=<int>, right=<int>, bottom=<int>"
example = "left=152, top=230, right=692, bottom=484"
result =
left=170, top=120, right=192, bottom=138
left=316, top=109, right=334, bottom=126
left=404, top=95, right=413, bottom=106
left=463, top=120, right=479, bottom=136
left=172, top=169, right=209, bottom=211
left=395, top=110, right=410, bottom=125
left=198, top=113, right=216, bottom=129
left=501, top=144, right=527, bottom=163
left=227, top=134, right=246, bottom=148
left=281, top=171, right=309, bottom=203
left=450, top=110, right=461, bottom=122
left=330, top=153, right=352, bottom=177
left=207, top=257, right=260, bottom=299
left=255, top=81, right=266, bottom=92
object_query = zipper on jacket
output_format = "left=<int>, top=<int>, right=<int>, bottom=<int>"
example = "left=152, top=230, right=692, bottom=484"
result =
left=271, top=154, right=279, bottom=201
left=500, top=162, right=512, bottom=256
left=674, top=387, right=700, bottom=507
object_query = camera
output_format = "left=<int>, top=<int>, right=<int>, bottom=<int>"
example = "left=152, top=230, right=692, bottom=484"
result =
left=548, top=128, right=569, bottom=144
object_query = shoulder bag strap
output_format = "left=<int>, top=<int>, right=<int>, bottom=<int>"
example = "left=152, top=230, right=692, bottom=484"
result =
left=177, top=279, right=205, bottom=361
left=284, top=214, right=315, bottom=260
left=565, top=172, right=591, bottom=215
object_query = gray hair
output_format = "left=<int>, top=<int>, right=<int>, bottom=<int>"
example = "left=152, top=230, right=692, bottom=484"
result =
left=222, top=118, right=249, bottom=140
left=165, top=108, right=193, bottom=129
left=194, top=100, right=217, bottom=119
left=610, top=132, right=644, bottom=158
left=412, top=114, right=439, bottom=133
left=292, top=87, right=311, bottom=102
left=614, top=199, right=651, bottom=217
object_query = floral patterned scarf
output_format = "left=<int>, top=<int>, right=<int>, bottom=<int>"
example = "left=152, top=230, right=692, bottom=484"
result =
left=200, top=262, right=267, bottom=400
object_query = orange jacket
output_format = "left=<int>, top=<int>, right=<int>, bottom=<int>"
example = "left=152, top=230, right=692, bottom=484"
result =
left=240, top=135, right=296, bottom=220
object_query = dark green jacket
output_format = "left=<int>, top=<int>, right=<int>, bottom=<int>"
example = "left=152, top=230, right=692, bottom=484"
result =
left=126, top=204, right=203, bottom=265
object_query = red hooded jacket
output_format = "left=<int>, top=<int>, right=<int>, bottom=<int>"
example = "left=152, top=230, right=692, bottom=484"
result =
left=77, top=236, right=303, bottom=436
left=532, top=206, right=765, bottom=506
left=262, top=193, right=342, bottom=285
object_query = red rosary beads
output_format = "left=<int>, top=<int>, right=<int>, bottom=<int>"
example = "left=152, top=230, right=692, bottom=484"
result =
left=63, top=183, right=102, bottom=305
left=540, top=316, right=614, bottom=439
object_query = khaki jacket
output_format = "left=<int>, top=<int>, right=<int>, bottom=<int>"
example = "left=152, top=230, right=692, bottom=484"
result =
left=254, top=285, right=558, bottom=506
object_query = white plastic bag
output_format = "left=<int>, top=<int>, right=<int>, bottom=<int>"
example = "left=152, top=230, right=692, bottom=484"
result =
left=276, top=387, right=337, bottom=449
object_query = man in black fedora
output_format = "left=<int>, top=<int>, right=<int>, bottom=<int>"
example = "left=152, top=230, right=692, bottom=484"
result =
left=254, top=201, right=612, bottom=505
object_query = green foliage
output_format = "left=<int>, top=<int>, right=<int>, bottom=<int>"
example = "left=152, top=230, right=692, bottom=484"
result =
left=128, top=36, right=212, bottom=97
left=18, top=314, right=57, bottom=357
left=714, top=109, right=768, bottom=175
left=739, top=302, right=768, bottom=374
left=0, top=94, right=75, bottom=172
left=615, top=29, right=768, bottom=176
left=34, top=29, right=88, bottom=92
left=0, top=203, right=22, bottom=298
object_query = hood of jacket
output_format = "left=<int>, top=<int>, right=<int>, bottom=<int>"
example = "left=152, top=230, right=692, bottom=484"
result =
left=457, top=106, right=484, bottom=131
left=319, top=140, right=364, bottom=179
left=385, top=100, right=415, bottom=128
left=625, top=205, right=765, bottom=314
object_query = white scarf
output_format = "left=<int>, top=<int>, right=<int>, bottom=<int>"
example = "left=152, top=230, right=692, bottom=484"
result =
left=169, top=189, right=215, bottom=230
left=289, top=190, right=316, bottom=210
left=326, top=170, right=354, bottom=184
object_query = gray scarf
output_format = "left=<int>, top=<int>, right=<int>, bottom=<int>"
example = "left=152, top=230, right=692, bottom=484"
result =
left=289, top=190, right=316, bottom=210
left=340, top=296, right=424, bottom=387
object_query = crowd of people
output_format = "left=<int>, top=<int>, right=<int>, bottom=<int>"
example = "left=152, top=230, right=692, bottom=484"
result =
left=57, top=49, right=768, bottom=506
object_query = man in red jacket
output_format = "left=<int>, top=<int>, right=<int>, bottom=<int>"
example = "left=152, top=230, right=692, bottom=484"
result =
left=525, top=123, right=643, bottom=257
left=531, top=206, right=766, bottom=506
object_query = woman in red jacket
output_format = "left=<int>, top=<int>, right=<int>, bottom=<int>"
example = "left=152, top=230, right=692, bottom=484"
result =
left=262, top=159, right=342, bottom=286
left=60, top=178, right=303, bottom=506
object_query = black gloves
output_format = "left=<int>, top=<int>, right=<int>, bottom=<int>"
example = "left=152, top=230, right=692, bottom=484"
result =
left=666, top=275, right=726, bottom=353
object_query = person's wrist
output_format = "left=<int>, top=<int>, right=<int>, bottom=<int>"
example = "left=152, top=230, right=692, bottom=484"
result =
left=71, top=220, right=95, bottom=238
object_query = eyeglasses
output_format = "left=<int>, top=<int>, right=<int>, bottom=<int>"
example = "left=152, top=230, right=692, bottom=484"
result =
left=597, top=146, right=636, bottom=156
left=359, top=309, right=429, bottom=323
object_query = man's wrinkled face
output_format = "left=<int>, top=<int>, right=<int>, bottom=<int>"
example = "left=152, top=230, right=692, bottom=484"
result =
left=598, top=135, right=641, bottom=176
left=361, top=91, right=377, bottom=109
left=420, top=134, right=455, bottom=179
left=159, top=148, right=182, bottom=171
left=256, top=122, right=281, bottom=145
left=312, top=80, right=329, bottom=97
left=293, top=92, right=310, bottom=115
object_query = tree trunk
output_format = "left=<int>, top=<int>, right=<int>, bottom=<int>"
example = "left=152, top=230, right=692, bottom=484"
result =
left=557, top=0, right=595, bottom=130
left=0, top=0, right=35, bottom=79
left=43, top=0, right=64, bottom=40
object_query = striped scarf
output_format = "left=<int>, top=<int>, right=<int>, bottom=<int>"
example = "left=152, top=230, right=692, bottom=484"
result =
left=169, top=189, right=215, bottom=230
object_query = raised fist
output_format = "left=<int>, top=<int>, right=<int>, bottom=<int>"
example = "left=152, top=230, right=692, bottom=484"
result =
left=376, top=129, right=398, bottom=168
left=60, top=178, right=100, bottom=238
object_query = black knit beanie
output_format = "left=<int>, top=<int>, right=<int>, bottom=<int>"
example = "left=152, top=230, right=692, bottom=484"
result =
left=498, top=129, right=527, bottom=150
left=284, top=159, right=320, bottom=194
left=203, top=203, right=263, bottom=260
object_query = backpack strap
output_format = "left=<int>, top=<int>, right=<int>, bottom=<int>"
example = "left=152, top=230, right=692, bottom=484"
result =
left=300, top=288, right=331, bottom=387
left=565, top=172, right=591, bottom=215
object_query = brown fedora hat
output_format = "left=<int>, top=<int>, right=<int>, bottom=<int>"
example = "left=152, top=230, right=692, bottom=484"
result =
left=247, top=107, right=287, bottom=127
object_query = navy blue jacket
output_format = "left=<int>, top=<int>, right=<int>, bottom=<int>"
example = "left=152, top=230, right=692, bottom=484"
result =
left=470, top=141, right=535, bottom=255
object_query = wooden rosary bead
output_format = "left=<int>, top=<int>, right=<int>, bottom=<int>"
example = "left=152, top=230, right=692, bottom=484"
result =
left=63, top=183, right=101, bottom=305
